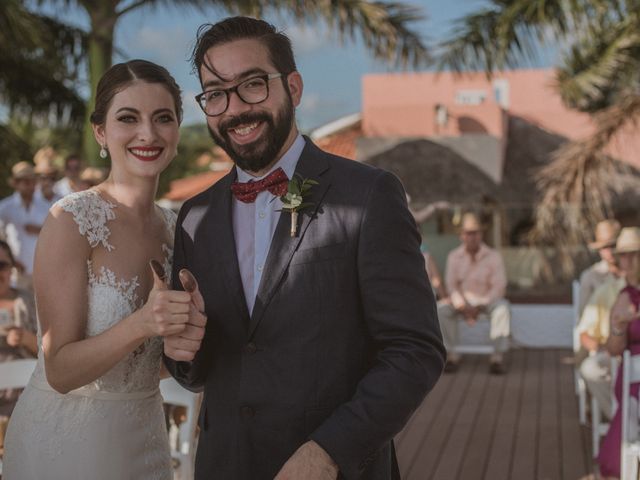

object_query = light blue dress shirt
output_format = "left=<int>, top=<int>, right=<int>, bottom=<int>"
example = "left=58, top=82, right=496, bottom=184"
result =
left=232, top=134, right=305, bottom=314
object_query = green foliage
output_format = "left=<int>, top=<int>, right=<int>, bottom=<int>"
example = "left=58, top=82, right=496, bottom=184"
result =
left=0, top=124, right=32, bottom=199
left=157, top=123, right=214, bottom=198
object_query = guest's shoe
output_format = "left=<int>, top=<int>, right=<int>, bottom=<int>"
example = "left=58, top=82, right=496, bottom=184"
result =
left=444, top=360, right=459, bottom=374
left=489, top=361, right=506, bottom=375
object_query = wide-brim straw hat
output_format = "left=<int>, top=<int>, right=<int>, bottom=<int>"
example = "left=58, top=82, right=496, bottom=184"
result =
left=614, top=227, right=640, bottom=254
left=589, top=219, right=621, bottom=249
left=11, top=161, right=36, bottom=180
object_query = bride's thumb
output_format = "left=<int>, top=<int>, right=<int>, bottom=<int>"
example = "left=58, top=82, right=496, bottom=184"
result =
left=150, top=259, right=168, bottom=291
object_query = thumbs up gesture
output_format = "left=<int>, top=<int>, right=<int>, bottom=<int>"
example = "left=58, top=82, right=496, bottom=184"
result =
left=164, top=268, right=208, bottom=362
left=139, top=260, right=192, bottom=338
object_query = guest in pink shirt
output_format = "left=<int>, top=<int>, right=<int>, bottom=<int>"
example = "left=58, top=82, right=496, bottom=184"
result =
left=439, top=212, right=511, bottom=374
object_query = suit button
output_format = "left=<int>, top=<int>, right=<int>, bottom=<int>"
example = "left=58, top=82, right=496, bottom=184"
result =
left=241, top=406, right=255, bottom=418
left=244, top=342, right=257, bottom=354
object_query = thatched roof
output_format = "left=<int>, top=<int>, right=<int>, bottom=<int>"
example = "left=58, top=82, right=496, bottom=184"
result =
left=364, top=138, right=498, bottom=206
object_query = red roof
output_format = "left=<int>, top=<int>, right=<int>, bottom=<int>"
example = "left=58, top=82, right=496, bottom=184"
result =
left=314, top=121, right=361, bottom=160
left=163, top=169, right=230, bottom=201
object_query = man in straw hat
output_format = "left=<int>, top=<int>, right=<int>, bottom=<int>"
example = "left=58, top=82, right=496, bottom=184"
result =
left=438, top=212, right=511, bottom=374
left=579, top=219, right=622, bottom=316
left=575, top=222, right=628, bottom=421
left=0, top=162, right=50, bottom=280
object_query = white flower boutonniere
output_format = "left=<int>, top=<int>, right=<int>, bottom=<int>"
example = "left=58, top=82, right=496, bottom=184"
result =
left=279, top=174, right=318, bottom=237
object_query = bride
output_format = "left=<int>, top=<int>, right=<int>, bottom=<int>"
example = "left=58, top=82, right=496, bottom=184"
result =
left=3, top=59, right=206, bottom=479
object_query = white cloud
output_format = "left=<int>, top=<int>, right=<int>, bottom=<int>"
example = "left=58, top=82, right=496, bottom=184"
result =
left=283, top=24, right=329, bottom=55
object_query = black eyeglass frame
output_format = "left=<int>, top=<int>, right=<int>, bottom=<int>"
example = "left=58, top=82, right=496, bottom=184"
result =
left=195, top=73, right=283, bottom=117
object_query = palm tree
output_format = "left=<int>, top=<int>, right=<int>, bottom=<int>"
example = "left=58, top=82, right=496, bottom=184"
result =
left=436, top=0, right=640, bottom=263
left=0, top=0, right=86, bottom=196
left=34, top=0, right=431, bottom=163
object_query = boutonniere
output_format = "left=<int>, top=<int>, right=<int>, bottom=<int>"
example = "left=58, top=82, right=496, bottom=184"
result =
left=279, top=174, right=318, bottom=237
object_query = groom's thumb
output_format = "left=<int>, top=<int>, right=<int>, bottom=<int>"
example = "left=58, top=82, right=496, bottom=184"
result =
left=179, top=269, right=205, bottom=313
left=149, top=259, right=168, bottom=291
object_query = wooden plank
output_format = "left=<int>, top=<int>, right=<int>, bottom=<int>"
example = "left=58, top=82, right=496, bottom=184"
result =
left=402, top=356, right=482, bottom=479
left=429, top=355, right=492, bottom=479
left=559, top=349, right=594, bottom=478
left=510, top=349, right=541, bottom=480
left=395, top=371, right=455, bottom=475
left=456, top=354, right=511, bottom=479
left=484, top=348, right=527, bottom=480
left=537, top=349, right=562, bottom=479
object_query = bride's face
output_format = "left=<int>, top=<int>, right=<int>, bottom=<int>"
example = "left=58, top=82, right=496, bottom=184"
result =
left=93, top=80, right=180, bottom=178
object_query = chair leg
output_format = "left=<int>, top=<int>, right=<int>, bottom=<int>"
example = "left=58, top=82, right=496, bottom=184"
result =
left=577, top=376, right=587, bottom=425
left=592, top=396, right=601, bottom=457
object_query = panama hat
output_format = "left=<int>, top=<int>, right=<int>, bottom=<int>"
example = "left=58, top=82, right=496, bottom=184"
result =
left=589, top=219, right=621, bottom=250
left=10, top=161, right=36, bottom=180
left=614, top=227, right=640, bottom=254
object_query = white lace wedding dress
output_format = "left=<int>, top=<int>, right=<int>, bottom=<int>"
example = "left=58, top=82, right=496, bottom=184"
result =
left=3, top=190, right=176, bottom=480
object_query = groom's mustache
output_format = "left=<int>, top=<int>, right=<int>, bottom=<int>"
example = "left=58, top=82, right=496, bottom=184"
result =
left=219, top=112, right=272, bottom=133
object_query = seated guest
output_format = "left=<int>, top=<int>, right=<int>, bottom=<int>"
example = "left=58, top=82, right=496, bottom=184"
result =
left=592, top=227, right=640, bottom=480
left=438, top=212, right=510, bottom=374
left=0, top=240, right=37, bottom=450
left=579, top=219, right=622, bottom=316
left=577, top=273, right=626, bottom=420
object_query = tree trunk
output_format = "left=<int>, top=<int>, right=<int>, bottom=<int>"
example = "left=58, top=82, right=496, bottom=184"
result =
left=82, top=3, right=116, bottom=166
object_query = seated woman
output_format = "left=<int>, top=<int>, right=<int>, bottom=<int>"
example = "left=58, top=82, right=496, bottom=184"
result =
left=593, top=227, right=640, bottom=479
left=0, top=239, right=37, bottom=449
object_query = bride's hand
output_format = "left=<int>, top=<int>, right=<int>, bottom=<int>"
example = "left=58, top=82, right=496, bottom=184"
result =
left=139, top=260, right=192, bottom=338
left=164, top=269, right=207, bottom=362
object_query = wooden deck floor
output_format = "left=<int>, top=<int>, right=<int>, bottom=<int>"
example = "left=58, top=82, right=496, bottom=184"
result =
left=395, top=348, right=596, bottom=480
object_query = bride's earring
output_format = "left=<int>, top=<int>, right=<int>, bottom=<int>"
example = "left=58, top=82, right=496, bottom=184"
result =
left=99, top=144, right=108, bottom=159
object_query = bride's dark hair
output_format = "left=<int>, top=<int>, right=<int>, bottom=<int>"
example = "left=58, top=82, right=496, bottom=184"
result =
left=90, top=59, right=183, bottom=125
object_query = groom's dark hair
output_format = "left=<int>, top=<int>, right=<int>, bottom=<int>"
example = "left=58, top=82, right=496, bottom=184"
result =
left=191, top=17, right=297, bottom=83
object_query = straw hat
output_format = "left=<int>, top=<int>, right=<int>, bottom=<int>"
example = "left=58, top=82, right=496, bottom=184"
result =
left=589, top=219, right=621, bottom=250
left=80, top=167, right=106, bottom=186
left=460, top=212, right=484, bottom=233
left=614, top=227, right=640, bottom=254
left=10, top=161, right=36, bottom=180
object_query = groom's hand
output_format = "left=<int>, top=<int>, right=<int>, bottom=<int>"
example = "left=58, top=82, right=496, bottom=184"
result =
left=164, top=269, right=207, bottom=362
left=274, top=440, right=338, bottom=480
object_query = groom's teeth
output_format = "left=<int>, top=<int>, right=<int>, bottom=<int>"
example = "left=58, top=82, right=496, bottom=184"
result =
left=232, top=122, right=258, bottom=135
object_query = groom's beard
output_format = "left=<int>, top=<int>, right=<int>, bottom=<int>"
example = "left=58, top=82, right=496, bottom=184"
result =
left=208, top=98, right=295, bottom=173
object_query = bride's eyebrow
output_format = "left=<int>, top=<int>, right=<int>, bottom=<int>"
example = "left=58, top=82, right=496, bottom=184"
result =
left=114, top=107, right=174, bottom=116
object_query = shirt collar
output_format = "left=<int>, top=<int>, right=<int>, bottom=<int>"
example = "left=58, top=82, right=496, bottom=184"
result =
left=235, top=134, right=305, bottom=184
left=456, top=242, right=490, bottom=260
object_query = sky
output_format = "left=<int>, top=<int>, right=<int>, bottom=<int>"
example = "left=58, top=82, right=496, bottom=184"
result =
left=29, top=0, right=551, bottom=131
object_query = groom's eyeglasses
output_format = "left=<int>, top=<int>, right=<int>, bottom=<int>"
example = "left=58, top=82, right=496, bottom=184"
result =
left=0, top=261, right=13, bottom=271
left=195, top=73, right=282, bottom=117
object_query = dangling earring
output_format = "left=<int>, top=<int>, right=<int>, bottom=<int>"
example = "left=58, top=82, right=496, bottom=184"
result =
left=99, top=145, right=108, bottom=159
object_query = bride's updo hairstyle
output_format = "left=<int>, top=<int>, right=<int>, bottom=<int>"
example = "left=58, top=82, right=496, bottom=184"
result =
left=90, top=59, right=183, bottom=126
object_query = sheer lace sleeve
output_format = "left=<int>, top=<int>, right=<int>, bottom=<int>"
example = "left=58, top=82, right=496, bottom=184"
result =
left=55, top=191, right=116, bottom=251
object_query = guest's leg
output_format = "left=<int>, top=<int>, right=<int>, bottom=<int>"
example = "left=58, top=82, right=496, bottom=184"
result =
left=437, top=302, right=460, bottom=361
left=487, top=299, right=511, bottom=361
left=579, top=351, right=613, bottom=419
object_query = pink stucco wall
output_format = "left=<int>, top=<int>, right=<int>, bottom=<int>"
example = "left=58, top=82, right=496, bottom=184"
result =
left=362, top=69, right=640, bottom=167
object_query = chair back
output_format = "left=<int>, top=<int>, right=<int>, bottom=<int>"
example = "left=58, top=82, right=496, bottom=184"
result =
left=0, top=358, right=37, bottom=390
left=160, top=377, right=201, bottom=455
left=621, top=350, right=640, bottom=479
left=572, top=280, right=581, bottom=353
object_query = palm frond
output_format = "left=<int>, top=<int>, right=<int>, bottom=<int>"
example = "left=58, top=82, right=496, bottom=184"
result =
left=555, top=17, right=640, bottom=111
left=139, top=0, right=429, bottom=67
left=529, top=93, right=640, bottom=274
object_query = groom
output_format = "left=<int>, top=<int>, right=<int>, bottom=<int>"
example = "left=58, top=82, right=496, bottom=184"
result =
left=164, top=16, right=445, bottom=480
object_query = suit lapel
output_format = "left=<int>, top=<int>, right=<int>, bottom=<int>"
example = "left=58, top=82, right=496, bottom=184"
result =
left=197, top=170, right=251, bottom=327
left=248, top=140, right=331, bottom=338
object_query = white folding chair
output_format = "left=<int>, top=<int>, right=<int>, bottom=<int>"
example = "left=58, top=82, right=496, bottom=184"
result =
left=591, top=356, right=618, bottom=457
left=160, top=377, right=202, bottom=480
left=621, top=350, right=640, bottom=480
left=0, top=358, right=36, bottom=476
left=572, top=280, right=588, bottom=425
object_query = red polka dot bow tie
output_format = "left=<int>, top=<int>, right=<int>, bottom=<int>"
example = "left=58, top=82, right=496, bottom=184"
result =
left=230, top=167, right=289, bottom=203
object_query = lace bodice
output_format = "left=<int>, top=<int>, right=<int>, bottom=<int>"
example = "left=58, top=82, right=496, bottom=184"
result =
left=31, top=190, right=177, bottom=394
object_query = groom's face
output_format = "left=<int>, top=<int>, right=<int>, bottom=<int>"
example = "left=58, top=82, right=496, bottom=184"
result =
left=199, top=39, right=303, bottom=175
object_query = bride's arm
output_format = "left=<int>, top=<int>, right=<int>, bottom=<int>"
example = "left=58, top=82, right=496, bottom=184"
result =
left=37, top=206, right=192, bottom=394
